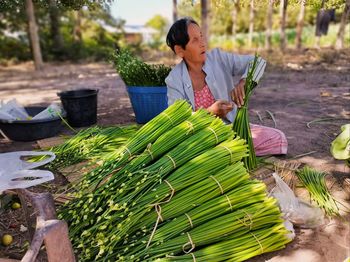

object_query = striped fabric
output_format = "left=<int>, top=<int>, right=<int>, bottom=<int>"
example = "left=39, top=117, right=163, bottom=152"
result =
left=250, top=124, right=288, bottom=156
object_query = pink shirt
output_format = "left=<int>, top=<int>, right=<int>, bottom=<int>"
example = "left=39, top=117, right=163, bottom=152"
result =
left=194, top=85, right=215, bottom=110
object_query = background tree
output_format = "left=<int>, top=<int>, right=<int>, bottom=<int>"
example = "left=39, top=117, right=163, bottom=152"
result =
left=73, top=10, right=83, bottom=43
left=146, top=15, right=169, bottom=48
left=295, top=0, right=306, bottom=49
left=280, top=0, right=288, bottom=51
left=25, top=0, right=43, bottom=70
left=173, top=0, right=178, bottom=22
left=248, top=0, right=255, bottom=47
left=265, top=0, right=274, bottom=50
left=231, top=0, right=240, bottom=42
left=336, top=0, right=350, bottom=49
left=201, top=0, right=210, bottom=47
left=0, top=0, right=118, bottom=63
left=49, top=0, right=64, bottom=58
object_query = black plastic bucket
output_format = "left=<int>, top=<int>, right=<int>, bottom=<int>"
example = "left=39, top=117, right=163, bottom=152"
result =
left=57, top=89, right=98, bottom=127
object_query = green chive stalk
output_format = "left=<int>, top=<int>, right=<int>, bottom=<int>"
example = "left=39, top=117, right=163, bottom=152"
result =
left=138, top=138, right=248, bottom=207
left=72, top=139, right=248, bottom=260
left=46, top=125, right=138, bottom=170
left=149, top=180, right=267, bottom=243
left=70, top=109, right=213, bottom=225
left=296, top=166, right=339, bottom=216
left=118, top=109, right=215, bottom=174
left=138, top=197, right=282, bottom=259
left=137, top=162, right=249, bottom=231
left=135, top=117, right=233, bottom=180
left=59, top=101, right=192, bottom=229
left=72, top=118, right=234, bottom=251
left=97, top=117, right=233, bottom=211
left=159, top=224, right=291, bottom=262
left=122, top=180, right=268, bottom=257
left=232, top=55, right=261, bottom=170
left=81, top=99, right=192, bottom=189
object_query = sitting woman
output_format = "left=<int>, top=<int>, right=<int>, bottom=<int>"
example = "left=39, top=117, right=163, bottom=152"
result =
left=165, top=17, right=287, bottom=156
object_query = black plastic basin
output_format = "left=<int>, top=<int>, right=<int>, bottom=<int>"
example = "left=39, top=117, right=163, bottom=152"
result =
left=0, top=107, right=65, bottom=141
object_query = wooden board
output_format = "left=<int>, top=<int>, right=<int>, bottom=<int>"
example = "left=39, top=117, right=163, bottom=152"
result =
left=36, top=136, right=67, bottom=149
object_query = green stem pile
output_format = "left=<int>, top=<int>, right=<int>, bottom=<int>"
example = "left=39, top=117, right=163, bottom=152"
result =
left=138, top=198, right=287, bottom=261
left=79, top=100, right=192, bottom=190
left=45, top=125, right=139, bottom=170
left=57, top=100, right=291, bottom=261
left=118, top=109, right=215, bottom=174
left=232, top=55, right=261, bottom=170
left=296, top=166, right=339, bottom=217
left=159, top=224, right=290, bottom=262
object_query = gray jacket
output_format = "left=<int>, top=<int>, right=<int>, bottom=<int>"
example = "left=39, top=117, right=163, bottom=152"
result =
left=165, top=48, right=266, bottom=123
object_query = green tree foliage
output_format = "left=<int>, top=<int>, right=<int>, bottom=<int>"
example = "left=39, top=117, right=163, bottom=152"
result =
left=0, top=0, right=118, bottom=62
left=146, top=14, right=169, bottom=35
left=176, top=0, right=345, bottom=36
left=146, top=14, right=170, bottom=49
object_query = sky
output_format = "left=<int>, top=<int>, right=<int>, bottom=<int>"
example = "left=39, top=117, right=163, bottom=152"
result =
left=110, top=0, right=173, bottom=26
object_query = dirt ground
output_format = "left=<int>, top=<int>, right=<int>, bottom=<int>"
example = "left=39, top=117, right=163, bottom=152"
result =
left=0, top=48, right=349, bottom=261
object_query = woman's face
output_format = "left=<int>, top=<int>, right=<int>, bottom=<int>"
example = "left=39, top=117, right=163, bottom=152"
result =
left=178, top=23, right=206, bottom=64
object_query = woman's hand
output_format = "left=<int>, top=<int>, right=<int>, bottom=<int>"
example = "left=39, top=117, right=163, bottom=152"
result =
left=207, top=100, right=233, bottom=118
left=231, top=78, right=246, bottom=108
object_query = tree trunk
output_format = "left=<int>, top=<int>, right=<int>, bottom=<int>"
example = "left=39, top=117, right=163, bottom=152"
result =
left=248, top=0, right=254, bottom=47
left=279, top=0, right=288, bottom=52
left=49, top=0, right=64, bottom=59
left=173, top=0, right=178, bottom=22
left=231, top=0, right=239, bottom=42
left=25, top=0, right=43, bottom=70
left=73, top=10, right=82, bottom=43
left=201, top=0, right=210, bottom=48
left=265, top=0, right=274, bottom=51
left=335, top=0, right=350, bottom=49
left=295, top=0, right=306, bottom=49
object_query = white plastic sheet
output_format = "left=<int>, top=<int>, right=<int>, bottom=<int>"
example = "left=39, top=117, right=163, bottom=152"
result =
left=0, top=99, right=29, bottom=120
left=0, top=100, right=63, bottom=121
left=0, top=151, right=55, bottom=192
left=31, top=103, right=63, bottom=120
left=271, top=172, right=325, bottom=228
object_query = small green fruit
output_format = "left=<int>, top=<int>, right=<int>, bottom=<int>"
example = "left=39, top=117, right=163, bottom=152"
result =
left=11, top=202, right=21, bottom=209
left=2, top=234, right=13, bottom=246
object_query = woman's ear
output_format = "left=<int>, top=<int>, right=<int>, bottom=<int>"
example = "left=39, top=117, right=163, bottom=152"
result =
left=174, top=45, right=184, bottom=58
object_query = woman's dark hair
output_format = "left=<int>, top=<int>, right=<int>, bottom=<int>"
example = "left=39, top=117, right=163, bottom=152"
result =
left=166, top=17, right=199, bottom=52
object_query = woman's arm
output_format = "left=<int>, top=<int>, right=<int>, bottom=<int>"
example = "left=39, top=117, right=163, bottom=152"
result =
left=165, top=75, right=186, bottom=106
left=212, top=48, right=266, bottom=107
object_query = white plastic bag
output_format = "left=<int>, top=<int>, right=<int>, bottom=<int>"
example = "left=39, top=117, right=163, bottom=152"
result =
left=0, top=169, right=54, bottom=192
left=32, top=103, right=63, bottom=120
left=0, top=99, right=29, bottom=120
left=0, top=151, right=55, bottom=193
left=0, top=151, right=55, bottom=173
left=271, top=172, right=325, bottom=228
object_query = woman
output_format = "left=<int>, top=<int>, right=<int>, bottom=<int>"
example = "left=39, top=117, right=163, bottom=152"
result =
left=165, top=17, right=287, bottom=156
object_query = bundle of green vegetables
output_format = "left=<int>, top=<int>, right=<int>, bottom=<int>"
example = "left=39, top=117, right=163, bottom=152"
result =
left=158, top=224, right=290, bottom=262
left=118, top=109, right=215, bottom=174
left=63, top=120, right=238, bottom=254
left=45, top=125, right=139, bottom=170
left=79, top=100, right=192, bottom=190
left=296, top=166, right=339, bottom=217
left=58, top=100, right=291, bottom=261
left=60, top=108, right=213, bottom=219
left=232, top=55, right=264, bottom=171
